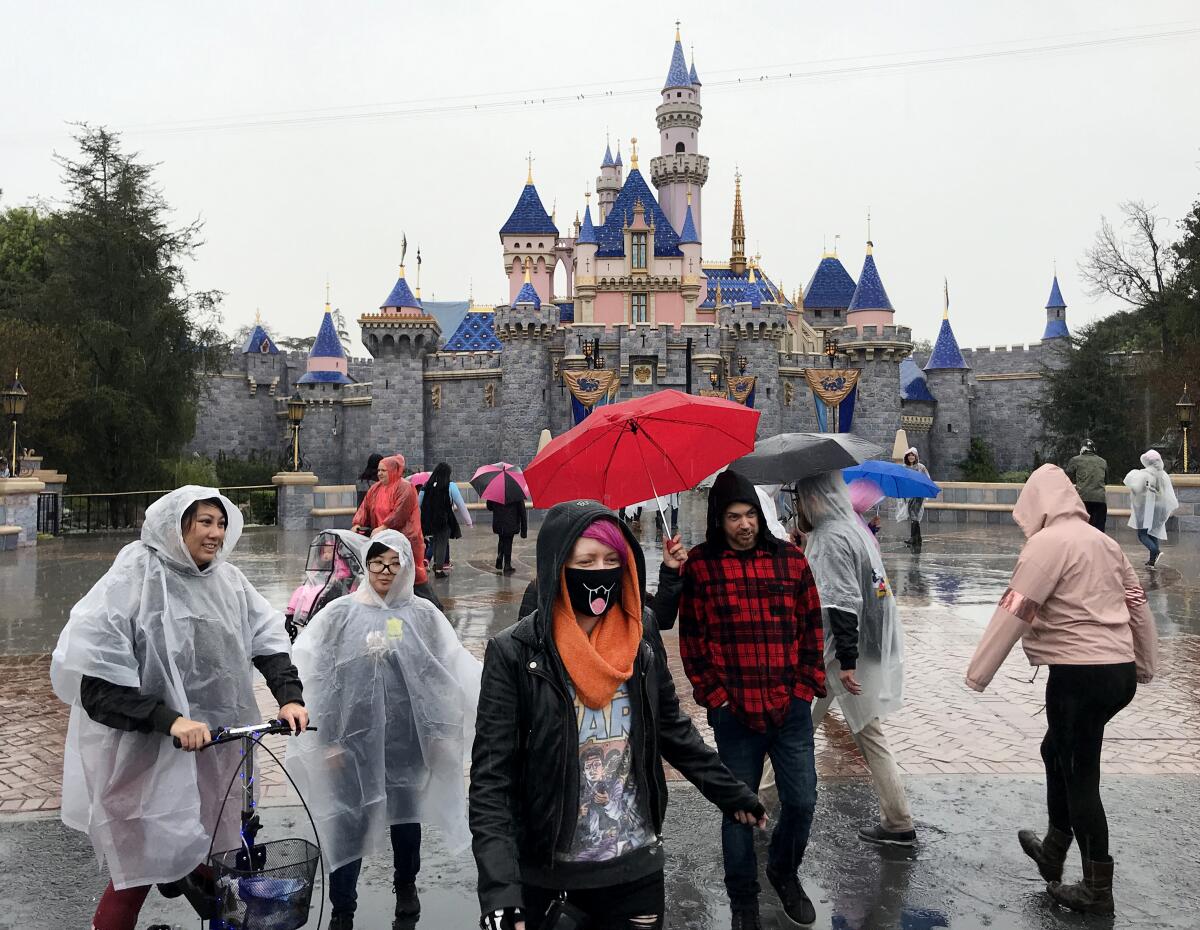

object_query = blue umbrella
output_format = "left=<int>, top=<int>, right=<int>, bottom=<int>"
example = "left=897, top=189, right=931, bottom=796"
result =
left=841, top=460, right=940, bottom=499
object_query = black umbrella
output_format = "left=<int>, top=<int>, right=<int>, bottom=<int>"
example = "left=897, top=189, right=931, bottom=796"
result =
left=728, top=432, right=884, bottom=483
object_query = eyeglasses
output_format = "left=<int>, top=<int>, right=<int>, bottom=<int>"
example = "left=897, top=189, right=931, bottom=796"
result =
left=366, top=560, right=401, bottom=575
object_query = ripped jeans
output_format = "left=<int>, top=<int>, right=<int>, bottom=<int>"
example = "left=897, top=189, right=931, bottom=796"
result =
left=523, top=870, right=664, bottom=929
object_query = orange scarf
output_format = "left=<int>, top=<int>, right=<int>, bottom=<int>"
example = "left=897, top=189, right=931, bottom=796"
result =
left=552, top=550, right=643, bottom=710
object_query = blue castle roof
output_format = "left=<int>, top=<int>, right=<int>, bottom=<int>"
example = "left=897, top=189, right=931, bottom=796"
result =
left=381, top=273, right=422, bottom=310
left=577, top=204, right=598, bottom=245
left=1043, top=318, right=1070, bottom=340
left=514, top=280, right=542, bottom=308
left=847, top=251, right=894, bottom=312
left=297, top=369, right=353, bottom=385
left=601, top=144, right=614, bottom=168
left=500, top=183, right=559, bottom=236
left=614, top=148, right=622, bottom=167
left=595, top=169, right=683, bottom=258
left=310, top=310, right=346, bottom=359
left=690, top=60, right=701, bottom=85
left=664, top=38, right=691, bottom=90
left=679, top=202, right=699, bottom=243
left=804, top=256, right=858, bottom=309
left=241, top=323, right=278, bottom=355
left=700, top=267, right=792, bottom=310
left=1045, top=275, right=1067, bottom=309
left=900, top=357, right=936, bottom=402
left=442, top=311, right=502, bottom=352
left=925, top=317, right=969, bottom=370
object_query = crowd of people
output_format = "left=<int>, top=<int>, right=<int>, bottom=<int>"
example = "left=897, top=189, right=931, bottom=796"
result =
left=48, top=440, right=1167, bottom=930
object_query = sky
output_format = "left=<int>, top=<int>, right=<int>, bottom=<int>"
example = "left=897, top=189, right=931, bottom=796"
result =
left=2, top=0, right=1199, bottom=352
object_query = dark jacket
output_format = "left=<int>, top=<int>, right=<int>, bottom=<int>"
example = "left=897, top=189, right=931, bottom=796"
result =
left=469, top=501, right=762, bottom=914
left=487, top=498, right=527, bottom=537
left=1065, top=451, right=1108, bottom=503
left=420, top=464, right=455, bottom=534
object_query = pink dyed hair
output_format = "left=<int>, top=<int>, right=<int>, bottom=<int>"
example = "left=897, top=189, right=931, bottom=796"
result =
left=579, top=518, right=627, bottom=563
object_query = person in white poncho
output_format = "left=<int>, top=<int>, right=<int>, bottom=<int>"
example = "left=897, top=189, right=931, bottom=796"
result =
left=792, top=471, right=915, bottom=847
left=286, top=529, right=481, bottom=930
left=1124, top=449, right=1179, bottom=569
left=50, top=486, right=307, bottom=930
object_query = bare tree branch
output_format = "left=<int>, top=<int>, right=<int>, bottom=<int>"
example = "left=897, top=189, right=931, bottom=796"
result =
left=1078, top=200, right=1169, bottom=307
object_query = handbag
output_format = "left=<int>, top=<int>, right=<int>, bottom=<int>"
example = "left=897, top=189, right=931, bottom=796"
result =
left=542, top=894, right=589, bottom=930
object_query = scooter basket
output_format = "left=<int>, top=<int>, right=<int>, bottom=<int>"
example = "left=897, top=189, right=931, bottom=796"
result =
left=209, top=838, right=320, bottom=930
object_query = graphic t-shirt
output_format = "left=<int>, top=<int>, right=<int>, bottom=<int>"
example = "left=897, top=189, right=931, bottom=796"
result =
left=560, top=681, right=654, bottom=862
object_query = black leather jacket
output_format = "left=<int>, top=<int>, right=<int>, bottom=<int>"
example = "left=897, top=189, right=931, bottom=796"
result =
left=469, top=501, right=761, bottom=914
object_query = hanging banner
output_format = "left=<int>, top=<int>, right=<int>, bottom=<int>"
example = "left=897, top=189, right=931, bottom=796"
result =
left=728, top=376, right=757, bottom=408
left=803, top=368, right=861, bottom=407
left=838, top=385, right=857, bottom=433
left=564, top=369, right=620, bottom=424
left=813, top=394, right=828, bottom=432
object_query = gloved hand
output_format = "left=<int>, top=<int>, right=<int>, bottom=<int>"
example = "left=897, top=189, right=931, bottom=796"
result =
left=481, top=906, right=525, bottom=930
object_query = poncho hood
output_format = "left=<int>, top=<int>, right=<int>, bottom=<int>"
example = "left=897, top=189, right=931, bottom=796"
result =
left=705, top=470, right=778, bottom=551
left=533, top=500, right=645, bottom=643
left=349, top=529, right=417, bottom=608
left=1012, top=464, right=1087, bottom=539
left=793, top=470, right=858, bottom=531
left=142, top=485, right=244, bottom=576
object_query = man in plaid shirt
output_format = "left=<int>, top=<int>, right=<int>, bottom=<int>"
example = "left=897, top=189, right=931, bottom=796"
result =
left=663, top=469, right=825, bottom=930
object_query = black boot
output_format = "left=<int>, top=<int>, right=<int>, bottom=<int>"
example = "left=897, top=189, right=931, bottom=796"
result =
left=503, top=561, right=515, bottom=574
left=911, top=521, right=922, bottom=552
left=730, top=902, right=762, bottom=930
left=495, top=554, right=503, bottom=570
left=1049, top=857, right=1115, bottom=915
left=329, top=913, right=354, bottom=930
left=1018, top=825, right=1072, bottom=882
left=394, top=881, right=420, bottom=918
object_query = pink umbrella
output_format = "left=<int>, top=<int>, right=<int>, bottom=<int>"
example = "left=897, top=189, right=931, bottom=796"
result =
left=409, top=471, right=432, bottom=488
left=470, top=462, right=530, bottom=505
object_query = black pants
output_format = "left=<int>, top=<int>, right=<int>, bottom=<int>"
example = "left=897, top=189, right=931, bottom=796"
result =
left=1042, top=663, right=1137, bottom=861
left=523, top=870, right=664, bottom=930
left=329, top=822, right=421, bottom=915
left=1084, top=501, right=1108, bottom=533
left=497, top=533, right=515, bottom=567
left=909, top=520, right=922, bottom=549
left=430, top=526, right=451, bottom=569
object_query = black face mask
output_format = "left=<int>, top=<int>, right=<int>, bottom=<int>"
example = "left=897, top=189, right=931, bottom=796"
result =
left=564, top=566, right=623, bottom=617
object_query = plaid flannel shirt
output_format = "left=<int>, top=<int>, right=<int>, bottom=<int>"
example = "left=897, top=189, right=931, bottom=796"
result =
left=679, top=541, right=826, bottom=733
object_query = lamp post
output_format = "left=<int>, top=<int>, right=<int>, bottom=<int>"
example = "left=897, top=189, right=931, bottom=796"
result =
left=825, top=338, right=839, bottom=369
left=737, top=354, right=748, bottom=376
left=1177, top=384, right=1195, bottom=473
left=286, top=391, right=307, bottom=472
left=1, top=371, right=28, bottom=476
left=708, top=371, right=720, bottom=391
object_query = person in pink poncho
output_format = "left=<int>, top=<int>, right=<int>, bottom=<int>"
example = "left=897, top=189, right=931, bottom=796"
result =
left=966, top=464, right=1158, bottom=917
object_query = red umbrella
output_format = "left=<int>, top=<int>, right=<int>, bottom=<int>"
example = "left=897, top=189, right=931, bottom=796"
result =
left=470, top=462, right=530, bottom=505
left=525, top=390, right=760, bottom=510
left=408, top=471, right=432, bottom=488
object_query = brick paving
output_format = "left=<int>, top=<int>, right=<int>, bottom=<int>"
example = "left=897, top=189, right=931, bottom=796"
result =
left=4, top=602, right=1197, bottom=818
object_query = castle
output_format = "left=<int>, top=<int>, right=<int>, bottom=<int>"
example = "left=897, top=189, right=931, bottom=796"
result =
left=188, top=29, right=1070, bottom=485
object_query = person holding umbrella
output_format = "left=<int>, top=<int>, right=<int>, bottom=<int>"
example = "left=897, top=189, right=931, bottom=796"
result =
left=470, top=502, right=766, bottom=930
left=472, top=463, right=530, bottom=576
left=897, top=449, right=930, bottom=551
left=672, top=470, right=826, bottom=930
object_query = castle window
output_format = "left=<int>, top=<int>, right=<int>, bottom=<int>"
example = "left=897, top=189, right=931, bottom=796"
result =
left=676, top=91, right=682, bottom=98
left=632, top=293, right=648, bottom=324
left=675, top=141, right=685, bottom=154
left=815, top=308, right=823, bottom=319
left=538, top=242, right=544, bottom=249
left=631, top=232, right=648, bottom=270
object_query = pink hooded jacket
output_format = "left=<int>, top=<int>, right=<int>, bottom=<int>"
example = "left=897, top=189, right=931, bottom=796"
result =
left=965, top=464, right=1158, bottom=692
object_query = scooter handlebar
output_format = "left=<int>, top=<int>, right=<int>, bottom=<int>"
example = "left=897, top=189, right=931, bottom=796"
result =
left=172, top=718, right=316, bottom=749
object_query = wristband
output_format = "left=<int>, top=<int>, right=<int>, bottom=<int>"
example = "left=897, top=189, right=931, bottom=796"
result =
left=481, top=906, right=524, bottom=930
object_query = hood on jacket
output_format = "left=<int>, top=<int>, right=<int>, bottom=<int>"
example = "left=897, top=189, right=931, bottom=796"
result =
left=381, top=454, right=406, bottom=483
left=903, top=446, right=921, bottom=465
left=793, top=470, right=858, bottom=531
left=349, top=529, right=416, bottom=607
left=705, top=470, right=778, bottom=551
left=1141, top=450, right=1164, bottom=471
left=533, top=500, right=646, bottom=642
left=141, top=485, right=244, bottom=576
left=1012, top=464, right=1088, bottom=538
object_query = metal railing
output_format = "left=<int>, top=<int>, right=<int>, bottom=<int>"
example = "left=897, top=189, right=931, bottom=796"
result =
left=58, top=485, right=278, bottom=535
left=37, top=492, right=60, bottom=536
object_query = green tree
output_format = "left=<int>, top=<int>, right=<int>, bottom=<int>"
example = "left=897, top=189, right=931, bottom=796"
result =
left=14, top=126, right=227, bottom=490
left=959, top=438, right=1000, bottom=482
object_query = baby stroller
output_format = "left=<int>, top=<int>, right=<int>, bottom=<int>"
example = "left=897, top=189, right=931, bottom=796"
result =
left=284, top=530, right=365, bottom=641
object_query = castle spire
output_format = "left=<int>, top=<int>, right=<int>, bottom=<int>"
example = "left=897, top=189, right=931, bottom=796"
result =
left=526, top=152, right=534, bottom=185
left=630, top=136, right=639, bottom=170
left=943, top=277, right=950, bottom=320
left=730, top=169, right=747, bottom=275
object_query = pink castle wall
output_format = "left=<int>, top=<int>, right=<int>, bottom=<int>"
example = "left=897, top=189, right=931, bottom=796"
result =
left=309, top=355, right=349, bottom=374
left=847, top=309, right=894, bottom=332
left=508, top=256, right=553, bottom=305
left=654, top=292, right=684, bottom=326
left=594, top=293, right=626, bottom=328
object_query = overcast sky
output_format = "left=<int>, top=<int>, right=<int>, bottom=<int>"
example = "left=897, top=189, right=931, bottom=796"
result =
left=3, top=1, right=1198, bottom=351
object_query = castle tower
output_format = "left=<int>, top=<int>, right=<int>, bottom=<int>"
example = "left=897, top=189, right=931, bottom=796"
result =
left=719, top=286, right=788, bottom=438
left=298, top=300, right=352, bottom=387
left=678, top=189, right=704, bottom=322
left=1042, top=274, right=1070, bottom=340
left=500, top=159, right=559, bottom=306
left=729, top=171, right=747, bottom=276
left=242, top=312, right=282, bottom=389
left=846, top=240, right=895, bottom=333
left=596, top=141, right=622, bottom=224
left=496, top=258, right=558, bottom=465
left=923, top=299, right=972, bottom=480
left=361, top=259, right=440, bottom=467
left=574, top=196, right=599, bottom=323
left=650, top=26, right=709, bottom=240
left=804, top=251, right=857, bottom=332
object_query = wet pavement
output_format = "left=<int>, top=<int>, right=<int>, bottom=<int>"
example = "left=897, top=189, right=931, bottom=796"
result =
left=1, top=495, right=1199, bottom=927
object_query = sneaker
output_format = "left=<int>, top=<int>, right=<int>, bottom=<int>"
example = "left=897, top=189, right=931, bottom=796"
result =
left=766, top=869, right=816, bottom=926
left=394, top=881, right=420, bottom=918
left=730, top=904, right=763, bottom=930
left=329, top=914, right=354, bottom=930
left=858, top=823, right=918, bottom=847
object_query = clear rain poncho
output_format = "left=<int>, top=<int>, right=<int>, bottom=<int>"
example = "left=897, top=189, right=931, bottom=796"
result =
left=795, top=472, right=905, bottom=733
left=50, top=486, right=291, bottom=889
left=285, top=530, right=481, bottom=870
left=1124, top=450, right=1180, bottom=540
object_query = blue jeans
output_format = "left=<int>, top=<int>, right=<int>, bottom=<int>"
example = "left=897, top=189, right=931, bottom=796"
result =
left=708, top=697, right=817, bottom=907
left=329, top=822, right=421, bottom=915
left=1137, top=528, right=1160, bottom=560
